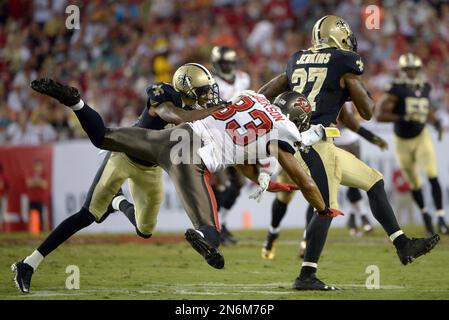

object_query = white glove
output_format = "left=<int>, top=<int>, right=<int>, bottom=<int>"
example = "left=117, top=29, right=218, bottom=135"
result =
left=249, top=172, right=271, bottom=203
left=300, top=124, right=325, bottom=146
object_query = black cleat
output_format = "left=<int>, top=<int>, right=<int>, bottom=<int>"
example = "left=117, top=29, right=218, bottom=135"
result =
left=292, top=274, right=338, bottom=291
left=261, top=231, right=279, bottom=260
left=185, top=229, right=224, bottom=269
left=31, top=78, right=80, bottom=106
left=437, top=217, right=449, bottom=235
left=11, top=261, right=34, bottom=294
left=397, top=234, right=440, bottom=265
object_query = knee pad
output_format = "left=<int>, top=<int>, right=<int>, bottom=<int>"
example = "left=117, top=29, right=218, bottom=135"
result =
left=347, top=187, right=362, bottom=203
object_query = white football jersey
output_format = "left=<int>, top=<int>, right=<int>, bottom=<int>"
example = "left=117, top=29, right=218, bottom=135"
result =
left=189, top=93, right=302, bottom=173
left=216, top=71, right=251, bottom=101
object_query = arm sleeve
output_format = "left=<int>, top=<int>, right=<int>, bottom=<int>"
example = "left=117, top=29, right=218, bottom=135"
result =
left=343, top=51, right=364, bottom=76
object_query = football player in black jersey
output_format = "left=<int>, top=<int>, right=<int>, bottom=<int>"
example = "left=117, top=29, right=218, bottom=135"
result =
left=258, top=15, right=440, bottom=291
left=11, top=63, right=225, bottom=294
left=377, top=53, right=448, bottom=236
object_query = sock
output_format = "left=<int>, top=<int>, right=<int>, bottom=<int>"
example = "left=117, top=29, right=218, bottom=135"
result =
left=436, top=209, right=445, bottom=218
left=37, top=207, right=95, bottom=257
left=69, top=99, right=85, bottom=111
left=422, top=212, right=434, bottom=233
left=429, top=177, right=443, bottom=210
left=303, top=213, right=333, bottom=263
left=305, top=205, right=314, bottom=226
left=73, top=103, right=106, bottom=148
left=300, top=263, right=317, bottom=278
left=367, top=180, right=401, bottom=235
left=389, top=230, right=408, bottom=249
left=23, top=250, right=44, bottom=271
left=411, top=188, right=426, bottom=210
left=118, top=199, right=136, bottom=227
left=269, top=226, right=280, bottom=234
left=271, top=198, right=288, bottom=229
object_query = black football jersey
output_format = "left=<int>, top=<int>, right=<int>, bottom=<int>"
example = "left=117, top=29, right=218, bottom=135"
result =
left=385, top=80, right=431, bottom=139
left=286, top=47, right=364, bottom=126
left=128, top=82, right=185, bottom=166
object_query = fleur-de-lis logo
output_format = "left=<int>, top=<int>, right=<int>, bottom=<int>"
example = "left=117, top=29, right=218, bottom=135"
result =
left=336, top=19, right=350, bottom=35
left=178, top=73, right=192, bottom=89
left=151, top=84, right=164, bottom=96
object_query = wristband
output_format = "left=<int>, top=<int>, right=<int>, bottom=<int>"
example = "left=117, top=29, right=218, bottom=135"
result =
left=357, top=126, right=376, bottom=142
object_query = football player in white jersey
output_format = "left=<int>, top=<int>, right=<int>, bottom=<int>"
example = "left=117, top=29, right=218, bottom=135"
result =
left=30, top=78, right=344, bottom=275
left=210, top=46, right=252, bottom=245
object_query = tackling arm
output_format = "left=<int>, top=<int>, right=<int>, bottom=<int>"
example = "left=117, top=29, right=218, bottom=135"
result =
left=257, top=73, right=290, bottom=102
left=268, top=143, right=325, bottom=212
left=342, top=73, right=374, bottom=120
left=150, top=102, right=224, bottom=125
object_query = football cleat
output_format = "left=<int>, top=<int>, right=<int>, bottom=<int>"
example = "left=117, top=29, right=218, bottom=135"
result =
left=261, top=232, right=279, bottom=260
left=396, top=234, right=440, bottom=265
left=361, top=215, right=373, bottom=233
left=11, top=260, right=34, bottom=294
left=437, top=217, right=449, bottom=235
left=30, top=78, right=81, bottom=106
left=292, top=274, right=339, bottom=291
left=185, top=229, right=224, bottom=269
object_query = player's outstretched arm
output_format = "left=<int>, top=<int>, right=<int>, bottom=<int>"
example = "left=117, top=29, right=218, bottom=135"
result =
left=152, top=102, right=225, bottom=125
left=339, top=105, right=388, bottom=150
left=427, top=109, right=444, bottom=141
left=376, top=94, right=401, bottom=122
left=342, top=73, right=374, bottom=120
left=257, top=73, right=289, bottom=102
left=268, top=143, right=325, bottom=212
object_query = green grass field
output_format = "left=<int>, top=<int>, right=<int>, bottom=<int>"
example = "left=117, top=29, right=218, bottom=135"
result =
left=1, top=226, right=448, bottom=300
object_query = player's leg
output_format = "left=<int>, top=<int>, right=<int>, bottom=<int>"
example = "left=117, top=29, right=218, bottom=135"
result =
left=418, top=128, right=448, bottom=234
left=337, top=146, right=440, bottom=265
left=298, top=205, right=314, bottom=259
left=127, top=164, right=164, bottom=238
left=30, top=79, right=164, bottom=164
left=219, top=167, right=245, bottom=245
left=12, top=153, right=127, bottom=293
left=262, top=170, right=295, bottom=260
left=395, top=134, right=434, bottom=235
left=169, top=163, right=223, bottom=269
left=293, top=140, right=340, bottom=291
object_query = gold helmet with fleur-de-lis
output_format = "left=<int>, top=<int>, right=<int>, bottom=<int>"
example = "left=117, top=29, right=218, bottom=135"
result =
left=311, top=15, right=358, bottom=52
left=172, top=63, right=220, bottom=110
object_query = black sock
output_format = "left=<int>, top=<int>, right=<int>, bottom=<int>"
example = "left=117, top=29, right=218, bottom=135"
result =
left=429, top=177, right=443, bottom=210
left=367, top=180, right=401, bottom=235
left=119, top=200, right=136, bottom=227
left=305, top=205, right=314, bottom=227
left=74, top=104, right=106, bottom=148
left=37, top=207, right=95, bottom=257
left=300, top=266, right=317, bottom=278
left=411, top=188, right=425, bottom=210
left=422, top=212, right=435, bottom=234
left=271, top=199, right=288, bottom=229
left=393, top=234, right=409, bottom=250
left=303, top=214, right=333, bottom=263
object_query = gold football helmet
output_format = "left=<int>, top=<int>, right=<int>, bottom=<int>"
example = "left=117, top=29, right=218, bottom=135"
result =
left=311, top=15, right=357, bottom=52
left=172, top=63, right=220, bottom=109
left=398, top=53, right=422, bottom=70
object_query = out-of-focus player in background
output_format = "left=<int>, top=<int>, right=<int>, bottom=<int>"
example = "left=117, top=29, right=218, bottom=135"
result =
left=261, top=102, right=388, bottom=260
left=210, top=46, right=251, bottom=245
left=11, top=63, right=226, bottom=294
left=377, top=53, right=449, bottom=236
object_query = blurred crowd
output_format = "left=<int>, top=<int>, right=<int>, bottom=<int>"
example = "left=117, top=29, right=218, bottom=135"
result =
left=1, top=0, right=449, bottom=145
